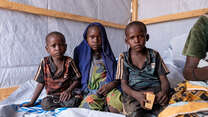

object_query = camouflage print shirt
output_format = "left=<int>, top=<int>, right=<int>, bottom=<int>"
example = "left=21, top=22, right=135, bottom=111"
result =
left=116, top=48, right=169, bottom=90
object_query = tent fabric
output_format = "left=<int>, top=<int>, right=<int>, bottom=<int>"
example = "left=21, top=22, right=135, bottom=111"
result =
left=0, top=0, right=131, bottom=88
left=138, top=0, right=208, bottom=58
left=138, top=0, right=208, bottom=19
left=136, top=0, right=208, bottom=88
left=8, top=0, right=131, bottom=25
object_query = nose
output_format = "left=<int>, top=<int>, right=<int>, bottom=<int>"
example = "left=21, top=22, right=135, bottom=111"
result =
left=93, top=37, right=99, bottom=43
left=134, top=37, right=140, bottom=43
left=55, top=45, right=61, bottom=50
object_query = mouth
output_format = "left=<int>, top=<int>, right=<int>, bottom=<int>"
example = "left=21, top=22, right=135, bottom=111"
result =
left=135, top=45, right=142, bottom=48
left=55, top=53, right=62, bottom=56
left=92, top=45, right=101, bottom=49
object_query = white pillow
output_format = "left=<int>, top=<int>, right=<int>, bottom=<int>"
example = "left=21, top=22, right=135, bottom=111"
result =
left=169, top=33, right=187, bottom=66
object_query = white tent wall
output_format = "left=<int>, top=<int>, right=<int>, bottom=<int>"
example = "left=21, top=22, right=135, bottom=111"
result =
left=0, top=0, right=131, bottom=88
left=137, top=0, right=208, bottom=87
left=138, top=0, right=208, bottom=58
left=8, top=0, right=131, bottom=25
left=138, top=0, right=208, bottom=19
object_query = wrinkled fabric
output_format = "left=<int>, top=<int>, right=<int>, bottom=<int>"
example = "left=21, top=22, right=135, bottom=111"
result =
left=159, top=81, right=208, bottom=117
left=79, top=56, right=122, bottom=111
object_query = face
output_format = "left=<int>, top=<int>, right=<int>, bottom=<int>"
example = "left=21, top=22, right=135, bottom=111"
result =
left=126, top=25, right=147, bottom=52
left=46, top=35, right=67, bottom=59
left=86, top=26, right=102, bottom=51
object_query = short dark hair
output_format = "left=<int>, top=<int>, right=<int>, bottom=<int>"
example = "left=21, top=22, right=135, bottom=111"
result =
left=46, top=31, right=66, bottom=45
left=125, top=21, right=147, bottom=36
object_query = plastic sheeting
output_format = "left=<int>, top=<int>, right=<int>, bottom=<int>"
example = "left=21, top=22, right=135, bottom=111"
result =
left=162, top=34, right=187, bottom=88
left=8, top=0, right=131, bottom=25
left=137, top=0, right=208, bottom=87
left=138, top=0, right=208, bottom=19
left=0, top=9, right=48, bottom=88
left=0, top=0, right=131, bottom=88
left=138, top=0, right=208, bottom=58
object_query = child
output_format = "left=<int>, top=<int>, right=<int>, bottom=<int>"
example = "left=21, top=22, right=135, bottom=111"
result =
left=22, top=31, right=82, bottom=111
left=73, top=22, right=122, bottom=113
left=116, top=21, right=170, bottom=117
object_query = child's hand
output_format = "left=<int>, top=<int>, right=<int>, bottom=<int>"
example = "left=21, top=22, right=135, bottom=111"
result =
left=59, top=90, right=72, bottom=102
left=132, top=91, right=147, bottom=109
left=156, top=91, right=168, bottom=106
left=22, top=102, right=34, bottom=107
left=97, top=84, right=113, bottom=96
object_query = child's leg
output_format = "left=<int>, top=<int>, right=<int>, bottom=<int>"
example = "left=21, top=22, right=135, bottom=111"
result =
left=79, top=94, right=105, bottom=111
left=127, top=110, right=144, bottom=117
left=41, top=96, right=61, bottom=111
left=122, top=93, right=144, bottom=117
left=106, top=89, right=123, bottom=113
left=61, top=96, right=82, bottom=107
left=60, top=89, right=82, bottom=107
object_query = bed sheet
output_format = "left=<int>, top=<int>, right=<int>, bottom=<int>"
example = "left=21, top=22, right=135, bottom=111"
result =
left=0, top=80, right=124, bottom=117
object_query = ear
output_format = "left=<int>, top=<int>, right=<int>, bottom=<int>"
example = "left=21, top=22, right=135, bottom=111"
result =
left=125, top=38, right=128, bottom=44
left=146, top=34, right=149, bottom=41
left=65, top=44, right=67, bottom=50
left=45, top=46, right=49, bottom=53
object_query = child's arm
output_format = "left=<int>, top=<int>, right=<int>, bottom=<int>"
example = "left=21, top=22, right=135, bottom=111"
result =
left=59, top=80, right=79, bottom=101
left=121, top=79, right=147, bottom=109
left=96, top=80, right=120, bottom=96
left=155, top=52, right=170, bottom=106
left=59, top=60, right=81, bottom=101
left=22, top=59, right=45, bottom=107
left=156, top=75, right=170, bottom=106
left=22, top=83, right=44, bottom=107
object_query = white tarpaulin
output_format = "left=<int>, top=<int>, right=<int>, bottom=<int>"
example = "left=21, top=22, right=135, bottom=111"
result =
left=8, top=0, right=131, bottom=25
left=0, top=0, right=131, bottom=88
left=136, top=1, right=208, bottom=86
left=138, top=0, right=208, bottom=58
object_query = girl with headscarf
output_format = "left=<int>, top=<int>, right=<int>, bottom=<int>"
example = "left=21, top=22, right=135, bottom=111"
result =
left=73, top=22, right=122, bottom=113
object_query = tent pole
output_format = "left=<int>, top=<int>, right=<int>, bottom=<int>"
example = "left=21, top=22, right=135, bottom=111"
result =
left=132, top=0, right=138, bottom=21
left=141, top=8, right=208, bottom=25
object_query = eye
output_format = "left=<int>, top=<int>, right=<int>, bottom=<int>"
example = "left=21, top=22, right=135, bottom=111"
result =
left=51, top=44, right=56, bottom=48
left=60, top=44, right=66, bottom=47
left=129, top=36, right=134, bottom=40
left=88, top=35, right=94, bottom=40
left=91, top=36, right=95, bottom=39
left=138, top=35, right=145, bottom=39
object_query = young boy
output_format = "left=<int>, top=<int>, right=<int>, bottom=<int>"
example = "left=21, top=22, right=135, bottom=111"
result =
left=22, top=31, right=82, bottom=111
left=73, top=22, right=122, bottom=113
left=116, top=21, right=170, bottom=117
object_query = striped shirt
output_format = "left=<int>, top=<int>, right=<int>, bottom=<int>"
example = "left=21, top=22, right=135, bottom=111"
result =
left=34, top=56, right=81, bottom=95
left=116, top=48, right=169, bottom=90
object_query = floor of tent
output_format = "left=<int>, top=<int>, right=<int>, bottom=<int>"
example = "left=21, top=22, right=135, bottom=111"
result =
left=0, top=86, right=19, bottom=102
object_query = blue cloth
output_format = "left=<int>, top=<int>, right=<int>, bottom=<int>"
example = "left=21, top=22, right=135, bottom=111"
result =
left=73, top=22, right=117, bottom=91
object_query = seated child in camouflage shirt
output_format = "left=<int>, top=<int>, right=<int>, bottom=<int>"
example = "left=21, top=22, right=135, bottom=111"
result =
left=22, top=31, right=81, bottom=110
left=116, top=21, right=170, bottom=117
